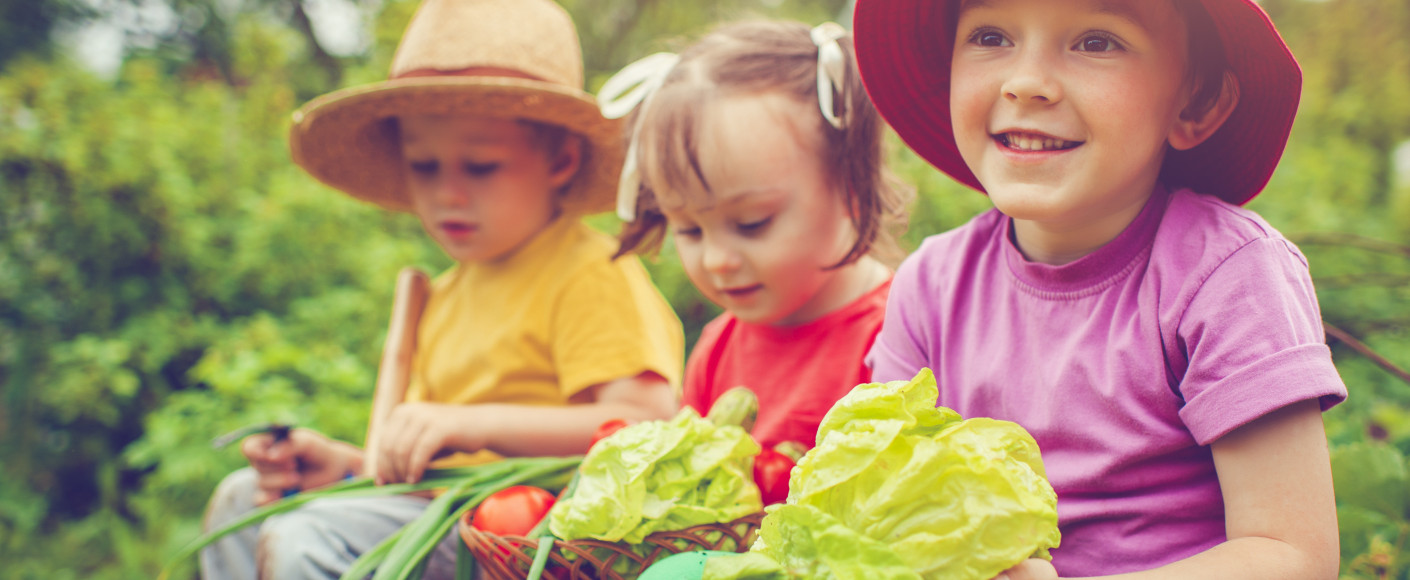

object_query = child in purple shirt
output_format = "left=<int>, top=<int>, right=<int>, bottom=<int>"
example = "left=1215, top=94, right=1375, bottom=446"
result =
left=853, top=0, right=1347, bottom=578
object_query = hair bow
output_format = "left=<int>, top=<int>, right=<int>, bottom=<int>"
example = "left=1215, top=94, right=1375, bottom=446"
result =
left=812, top=22, right=850, bottom=130
left=598, top=52, right=681, bottom=221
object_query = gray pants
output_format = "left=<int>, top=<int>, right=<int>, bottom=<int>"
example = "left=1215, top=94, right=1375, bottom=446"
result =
left=200, top=468, right=462, bottom=580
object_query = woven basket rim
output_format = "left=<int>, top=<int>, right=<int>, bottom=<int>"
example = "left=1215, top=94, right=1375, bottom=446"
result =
left=459, top=512, right=764, bottom=580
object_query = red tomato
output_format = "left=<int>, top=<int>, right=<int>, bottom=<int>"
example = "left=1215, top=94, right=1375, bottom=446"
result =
left=590, top=418, right=637, bottom=448
left=753, top=448, right=795, bottom=506
left=470, top=485, right=557, bottom=537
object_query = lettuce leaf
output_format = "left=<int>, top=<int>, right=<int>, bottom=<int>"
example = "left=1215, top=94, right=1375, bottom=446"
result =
left=706, top=369, right=1059, bottom=580
left=548, top=407, right=763, bottom=543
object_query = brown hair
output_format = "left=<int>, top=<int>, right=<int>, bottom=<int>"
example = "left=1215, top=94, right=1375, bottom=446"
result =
left=614, top=20, right=913, bottom=267
left=1162, top=0, right=1236, bottom=190
left=1174, top=0, right=1233, bottom=121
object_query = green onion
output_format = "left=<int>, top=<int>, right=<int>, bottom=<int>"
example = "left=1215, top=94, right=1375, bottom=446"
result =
left=159, top=456, right=581, bottom=580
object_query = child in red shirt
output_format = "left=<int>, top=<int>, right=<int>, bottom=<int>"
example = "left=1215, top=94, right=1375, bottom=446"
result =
left=604, top=20, right=912, bottom=449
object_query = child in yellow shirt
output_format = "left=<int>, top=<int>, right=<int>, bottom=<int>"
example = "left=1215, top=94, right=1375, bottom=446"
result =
left=199, top=1, right=683, bottom=578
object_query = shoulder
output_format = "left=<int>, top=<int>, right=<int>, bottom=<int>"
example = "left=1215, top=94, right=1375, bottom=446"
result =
left=694, top=311, right=740, bottom=351
left=909, top=209, right=1005, bottom=265
left=892, top=209, right=1005, bottom=299
left=539, top=221, right=661, bottom=298
left=1155, top=188, right=1308, bottom=271
left=543, top=220, right=623, bottom=275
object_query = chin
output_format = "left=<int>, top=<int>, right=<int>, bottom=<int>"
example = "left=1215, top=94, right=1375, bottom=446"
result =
left=985, top=185, right=1070, bottom=221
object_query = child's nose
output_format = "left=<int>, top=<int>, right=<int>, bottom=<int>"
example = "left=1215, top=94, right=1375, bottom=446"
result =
left=431, top=176, right=473, bottom=207
left=701, top=236, right=742, bottom=274
left=1002, top=49, right=1063, bottom=104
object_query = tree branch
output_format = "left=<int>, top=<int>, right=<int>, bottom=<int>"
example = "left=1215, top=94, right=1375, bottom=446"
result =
left=1325, top=322, right=1410, bottom=387
left=1290, top=232, right=1410, bottom=259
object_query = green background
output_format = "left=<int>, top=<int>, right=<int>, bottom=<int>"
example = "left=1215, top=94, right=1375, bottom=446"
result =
left=1, top=0, right=1408, bottom=577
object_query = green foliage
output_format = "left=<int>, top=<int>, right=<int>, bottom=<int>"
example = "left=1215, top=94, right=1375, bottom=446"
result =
left=2, top=0, right=1409, bottom=577
left=0, top=12, right=443, bottom=576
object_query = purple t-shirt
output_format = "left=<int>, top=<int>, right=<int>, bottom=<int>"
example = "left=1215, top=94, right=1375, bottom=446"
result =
left=867, top=186, right=1346, bottom=576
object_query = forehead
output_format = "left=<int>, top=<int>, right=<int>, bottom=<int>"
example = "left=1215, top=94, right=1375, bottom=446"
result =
left=646, top=90, right=825, bottom=211
left=397, top=114, right=530, bottom=147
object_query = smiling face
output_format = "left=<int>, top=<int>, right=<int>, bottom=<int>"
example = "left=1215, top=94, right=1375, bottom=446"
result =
left=654, top=92, right=867, bottom=326
left=950, top=0, right=1195, bottom=262
left=398, top=115, right=579, bottom=263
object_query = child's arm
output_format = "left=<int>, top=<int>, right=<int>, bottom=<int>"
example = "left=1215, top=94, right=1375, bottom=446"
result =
left=996, top=399, right=1339, bottom=580
left=370, top=371, right=676, bottom=485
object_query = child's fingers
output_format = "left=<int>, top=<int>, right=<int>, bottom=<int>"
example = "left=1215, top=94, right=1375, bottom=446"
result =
left=256, top=469, right=302, bottom=492
left=385, top=407, right=432, bottom=484
left=404, top=428, right=444, bottom=484
left=253, top=488, right=281, bottom=506
left=241, top=432, right=296, bottom=472
left=376, top=419, right=419, bottom=485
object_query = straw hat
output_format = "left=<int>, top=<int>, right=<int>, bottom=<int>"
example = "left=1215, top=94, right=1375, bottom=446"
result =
left=288, top=0, right=622, bottom=215
left=853, top=0, right=1301, bottom=206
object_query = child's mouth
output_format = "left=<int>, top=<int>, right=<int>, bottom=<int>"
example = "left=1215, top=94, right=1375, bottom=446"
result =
left=440, top=222, right=477, bottom=239
left=996, top=132, right=1081, bottom=152
left=722, top=284, right=763, bottom=298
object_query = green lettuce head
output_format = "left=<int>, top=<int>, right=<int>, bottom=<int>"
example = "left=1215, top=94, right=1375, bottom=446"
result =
left=706, top=368, right=1060, bottom=580
left=549, top=407, right=763, bottom=543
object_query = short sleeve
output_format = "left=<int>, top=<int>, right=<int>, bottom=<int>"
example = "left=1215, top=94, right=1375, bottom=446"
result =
left=1176, top=238, right=1347, bottom=444
left=550, top=257, right=685, bottom=398
left=866, top=254, right=932, bottom=383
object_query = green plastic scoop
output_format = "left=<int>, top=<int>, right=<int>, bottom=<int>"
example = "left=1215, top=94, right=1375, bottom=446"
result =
left=639, top=550, right=740, bottom=580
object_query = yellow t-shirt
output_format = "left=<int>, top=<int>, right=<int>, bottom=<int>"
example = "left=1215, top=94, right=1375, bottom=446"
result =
left=405, top=217, right=683, bottom=465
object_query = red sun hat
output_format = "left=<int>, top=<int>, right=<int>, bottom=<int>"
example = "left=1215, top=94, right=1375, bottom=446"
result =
left=852, top=0, right=1301, bottom=206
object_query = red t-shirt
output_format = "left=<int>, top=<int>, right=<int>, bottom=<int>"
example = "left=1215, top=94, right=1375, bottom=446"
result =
left=683, top=279, right=891, bottom=449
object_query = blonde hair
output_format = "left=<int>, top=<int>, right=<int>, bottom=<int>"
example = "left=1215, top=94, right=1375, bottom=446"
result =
left=614, top=20, right=913, bottom=267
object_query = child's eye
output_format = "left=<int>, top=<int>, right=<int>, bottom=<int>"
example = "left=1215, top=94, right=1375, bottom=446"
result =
left=1073, top=33, right=1122, bottom=53
left=408, top=160, right=439, bottom=177
left=966, top=28, right=1011, bottom=48
left=736, top=217, right=772, bottom=236
left=673, top=225, right=702, bottom=239
left=462, top=162, right=500, bottom=177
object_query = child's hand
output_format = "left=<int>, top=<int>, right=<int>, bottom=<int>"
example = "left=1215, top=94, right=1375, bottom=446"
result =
left=373, top=402, right=481, bottom=485
left=991, top=559, right=1059, bottom=580
left=240, top=428, right=357, bottom=506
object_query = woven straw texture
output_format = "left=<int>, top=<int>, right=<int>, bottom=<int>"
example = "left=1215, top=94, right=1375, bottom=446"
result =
left=460, top=513, right=764, bottom=580
left=287, top=0, right=622, bottom=215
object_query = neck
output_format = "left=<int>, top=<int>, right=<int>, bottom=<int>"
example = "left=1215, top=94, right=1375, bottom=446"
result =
left=1010, top=193, right=1152, bottom=266
left=772, top=255, right=890, bottom=327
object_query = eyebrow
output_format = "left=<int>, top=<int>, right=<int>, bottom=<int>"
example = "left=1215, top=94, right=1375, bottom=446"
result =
left=1093, top=0, right=1151, bottom=30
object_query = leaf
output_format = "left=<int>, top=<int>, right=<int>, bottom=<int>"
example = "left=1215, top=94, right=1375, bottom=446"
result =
left=1336, top=505, right=1398, bottom=565
left=1331, top=442, right=1410, bottom=520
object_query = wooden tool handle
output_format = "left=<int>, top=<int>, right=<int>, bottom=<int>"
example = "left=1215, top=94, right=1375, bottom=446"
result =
left=363, top=267, right=431, bottom=478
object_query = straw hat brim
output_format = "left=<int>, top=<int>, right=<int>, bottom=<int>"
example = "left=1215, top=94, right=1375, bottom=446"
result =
left=289, top=76, right=623, bottom=215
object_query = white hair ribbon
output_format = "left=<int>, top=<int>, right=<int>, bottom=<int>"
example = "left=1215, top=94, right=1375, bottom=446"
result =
left=811, top=22, right=849, bottom=131
left=598, top=52, right=681, bottom=222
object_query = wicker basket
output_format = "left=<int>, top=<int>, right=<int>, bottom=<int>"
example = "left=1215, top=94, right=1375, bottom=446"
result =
left=459, top=512, right=764, bottom=580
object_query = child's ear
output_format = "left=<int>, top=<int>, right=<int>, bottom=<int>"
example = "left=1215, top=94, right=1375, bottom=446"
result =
left=1169, top=71, right=1240, bottom=151
left=547, top=136, right=584, bottom=189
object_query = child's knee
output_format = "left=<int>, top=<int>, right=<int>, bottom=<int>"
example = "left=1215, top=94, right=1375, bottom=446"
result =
left=256, top=509, right=342, bottom=579
left=204, top=467, right=258, bottom=532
